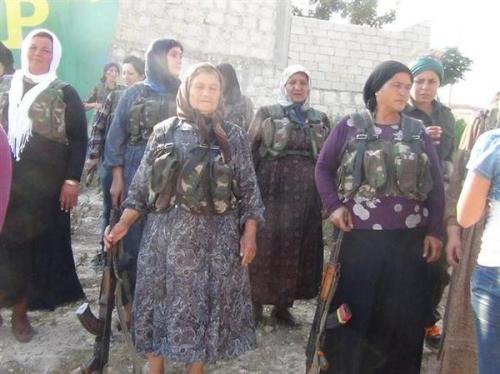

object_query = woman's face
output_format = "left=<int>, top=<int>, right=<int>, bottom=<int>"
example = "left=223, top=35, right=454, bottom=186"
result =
left=166, top=46, right=183, bottom=77
left=27, top=36, right=53, bottom=75
left=376, top=72, right=412, bottom=113
left=411, top=70, right=440, bottom=105
left=189, top=71, right=221, bottom=116
left=105, top=66, right=119, bottom=85
left=122, top=63, right=143, bottom=87
left=285, top=72, right=310, bottom=103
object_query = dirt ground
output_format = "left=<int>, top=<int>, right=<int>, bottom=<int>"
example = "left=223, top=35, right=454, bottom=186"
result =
left=0, top=187, right=441, bottom=373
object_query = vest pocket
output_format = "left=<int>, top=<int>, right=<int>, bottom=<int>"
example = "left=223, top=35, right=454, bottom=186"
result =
left=417, top=153, right=433, bottom=199
left=337, top=151, right=357, bottom=198
left=395, top=152, right=419, bottom=196
left=210, top=156, right=236, bottom=214
left=148, top=143, right=179, bottom=211
left=363, top=149, right=388, bottom=190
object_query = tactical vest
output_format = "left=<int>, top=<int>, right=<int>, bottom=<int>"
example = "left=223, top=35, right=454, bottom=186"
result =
left=127, top=87, right=176, bottom=145
left=147, top=118, right=238, bottom=215
left=336, top=110, right=433, bottom=201
left=0, top=76, right=69, bottom=145
left=258, top=104, right=329, bottom=159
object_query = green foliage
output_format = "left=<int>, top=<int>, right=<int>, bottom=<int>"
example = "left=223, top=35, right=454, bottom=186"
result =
left=431, top=48, right=473, bottom=86
left=299, top=0, right=396, bottom=28
left=454, top=118, right=467, bottom=149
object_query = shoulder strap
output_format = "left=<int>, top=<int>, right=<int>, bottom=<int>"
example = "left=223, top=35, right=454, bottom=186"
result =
left=401, top=113, right=425, bottom=153
left=267, top=104, right=285, bottom=119
left=350, top=110, right=377, bottom=188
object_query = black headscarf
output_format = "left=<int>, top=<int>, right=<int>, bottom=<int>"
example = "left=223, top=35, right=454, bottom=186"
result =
left=0, top=42, right=15, bottom=76
left=145, top=38, right=183, bottom=94
left=216, top=63, right=241, bottom=104
left=363, top=60, right=413, bottom=112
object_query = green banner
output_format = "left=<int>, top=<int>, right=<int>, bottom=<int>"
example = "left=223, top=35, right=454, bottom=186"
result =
left=0, top=0, right=119, bottom=102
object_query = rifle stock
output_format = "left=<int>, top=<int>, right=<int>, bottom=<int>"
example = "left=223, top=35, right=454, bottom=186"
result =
left=305, top=229, right=346, bottom=374
left=77, top=209, right=120, bottom=374
left=76, top=303, right=103, bottom=336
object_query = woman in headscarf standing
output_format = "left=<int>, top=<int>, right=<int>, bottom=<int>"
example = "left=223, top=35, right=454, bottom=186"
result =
left=315, top=61, right=444, bottom=373
left=105, top=63, right=264, bottom=374
left=0, top=29, right=87, bottom=342
left=405, top=55, right=456, bottom=348
left=216, top=63, right=254, bottom=129
left=248, top=65, right=330, bottom=326
left=104, top=38, right=182, bottom=306
left=85, top=55, right=145, bottom=265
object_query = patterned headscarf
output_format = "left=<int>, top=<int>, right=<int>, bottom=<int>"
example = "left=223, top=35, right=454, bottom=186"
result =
left=277, top=64, right=311, bottom=110
left=176, top=63, right=231, bottom=162
left=8, top=28, right=62, bottom=160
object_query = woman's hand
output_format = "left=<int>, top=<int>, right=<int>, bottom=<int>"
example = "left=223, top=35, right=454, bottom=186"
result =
left=240, top=219, right=258, bottom=266
left=103, top=208, right=140, bottom=251
left=110, top=168, right=124, bottom=208
left=60, top=180, right=79, bottom=212
left=423, top=235, right=442, bottom=263
left=445, top=225, right=462, bottom=267
left=103, top=221, right=129, bottom=252
left=328, top=206, right=353, bottom=232
left=425, top=125, right=442, bottom=145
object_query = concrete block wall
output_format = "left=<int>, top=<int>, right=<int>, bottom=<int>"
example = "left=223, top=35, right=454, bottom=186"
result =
left=289, top=17, right=431, bottom=117
left=110, top=0, right=430, bottom=120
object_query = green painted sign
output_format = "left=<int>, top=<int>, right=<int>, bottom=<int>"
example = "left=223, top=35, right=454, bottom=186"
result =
left=0, top=0, right=119, bottom=102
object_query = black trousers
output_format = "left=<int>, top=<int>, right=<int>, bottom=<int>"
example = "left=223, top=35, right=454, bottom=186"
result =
left=324, top=228, right=429, bottom=374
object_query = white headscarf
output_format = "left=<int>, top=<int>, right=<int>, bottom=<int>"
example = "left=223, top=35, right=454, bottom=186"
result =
left=277, top=64, right=311, bottom=110
left=8, top=28, right=62, bottom=160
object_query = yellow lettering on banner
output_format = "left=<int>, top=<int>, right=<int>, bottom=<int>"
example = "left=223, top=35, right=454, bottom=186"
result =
left=2, top=0, right=49, bottom=49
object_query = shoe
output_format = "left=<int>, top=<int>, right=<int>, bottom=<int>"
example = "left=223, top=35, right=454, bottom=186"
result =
left=272, top=307, right=301, bottom=328
left=424, top=324, right=442, bottom=350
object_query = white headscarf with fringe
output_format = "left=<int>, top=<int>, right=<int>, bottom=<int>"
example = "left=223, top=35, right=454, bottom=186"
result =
left=8, top=28, right=62, bottom=161
left=277, top=64, right=311, bottom=110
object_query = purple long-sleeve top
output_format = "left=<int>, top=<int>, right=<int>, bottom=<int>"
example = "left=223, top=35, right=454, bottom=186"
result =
left=315, top=116, right=445, bottom=239
left=0, top=126, right=12, bottom=232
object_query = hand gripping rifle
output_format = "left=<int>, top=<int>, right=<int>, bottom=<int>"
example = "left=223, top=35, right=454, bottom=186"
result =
left=305, top=229, right=352, bottom=374
left=76, top=208, right=131, bottom=373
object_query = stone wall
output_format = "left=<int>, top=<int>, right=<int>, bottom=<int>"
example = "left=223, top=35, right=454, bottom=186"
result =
left=111, top=0, right=430, bottom=119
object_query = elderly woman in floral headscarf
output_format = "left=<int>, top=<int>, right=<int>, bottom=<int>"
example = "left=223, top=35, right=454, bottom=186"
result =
left=0, top=28, right=87, bottom=342
left=248, top=64, right=330, bottom=326
left=104, top=63, right=264, bottom=374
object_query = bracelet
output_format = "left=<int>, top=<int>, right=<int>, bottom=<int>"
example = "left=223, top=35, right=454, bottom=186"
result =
left=64, top=179, right=79, bottom=186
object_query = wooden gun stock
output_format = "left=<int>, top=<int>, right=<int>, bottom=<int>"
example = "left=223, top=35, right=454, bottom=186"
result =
left=305, top=229, right=346, bottom=374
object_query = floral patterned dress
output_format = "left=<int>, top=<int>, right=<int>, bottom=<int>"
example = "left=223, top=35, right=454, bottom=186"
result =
left=123, top=120, right=264, bottom=363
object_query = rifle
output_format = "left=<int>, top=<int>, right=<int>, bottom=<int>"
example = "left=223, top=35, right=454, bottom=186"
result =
left=305, top=229, right=351, bottom=374
left=76, top=208, right=125, bottom=373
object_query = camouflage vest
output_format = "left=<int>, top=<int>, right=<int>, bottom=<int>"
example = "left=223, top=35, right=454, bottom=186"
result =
left=127, top=88, right=176, bottom=145
left=259, top=104, right=329, bottom=159
left=337, top=110, right=433, bottom=201
left=148, top=118, right=238, bottom=215
left=0, top=76, right=69, bottom=145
